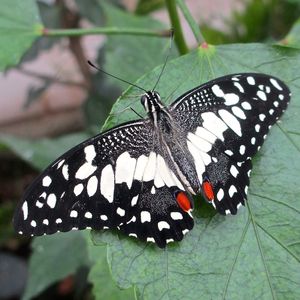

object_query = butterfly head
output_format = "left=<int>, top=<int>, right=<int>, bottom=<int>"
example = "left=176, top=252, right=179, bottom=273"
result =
left=141, top=91, right=164, bottom=114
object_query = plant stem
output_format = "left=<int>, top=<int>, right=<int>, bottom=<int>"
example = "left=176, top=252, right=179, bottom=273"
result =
left=176, top=0, right=205, bottom=44
left=42, top=27, right=171, bottom=37
left=165, top=0, right=189, bottom=55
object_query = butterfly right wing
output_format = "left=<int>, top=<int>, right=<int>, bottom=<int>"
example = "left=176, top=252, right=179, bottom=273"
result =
left=13, top=119, right=193, bottom=248
left=170, top=73, right=290, bottom=214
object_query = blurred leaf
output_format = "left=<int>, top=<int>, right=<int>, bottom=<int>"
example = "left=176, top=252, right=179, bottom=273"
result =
left=0, top=253, right=27, bottom=299
left=100, top=1, right=175, bottom=89
left=21, top=0, right=63, bottom=63
left=24, top=79, right=52, bottom=108
left=95, top=43, right=300, bottom=299
left=135, top=0, right=165, bottom=15
left=0, top=0, right=43, bottom=70
left=22, top=231, right=90, bottom=300
left=88, top=239, right=135, bottom=300
left=280, top=18, right=300, bottom=49
left=0, top=132, right=91, bottom=171
left=0, top=202, right=15, bottom=246
left=202, top=0, right=300, bottom=45
left=75, top=0, right=105, bottom=26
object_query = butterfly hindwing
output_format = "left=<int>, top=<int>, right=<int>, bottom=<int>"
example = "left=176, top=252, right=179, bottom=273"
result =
left=171, top=73, right=290, bottom=214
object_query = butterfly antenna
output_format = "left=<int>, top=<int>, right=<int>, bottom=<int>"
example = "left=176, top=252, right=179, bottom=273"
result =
left=87, top=60, right=147, bottom=93
left=152, top=28, right=174, bottom=92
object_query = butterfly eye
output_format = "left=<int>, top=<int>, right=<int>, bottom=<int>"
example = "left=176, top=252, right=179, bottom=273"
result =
left=141, top=95, right=148, bottom=107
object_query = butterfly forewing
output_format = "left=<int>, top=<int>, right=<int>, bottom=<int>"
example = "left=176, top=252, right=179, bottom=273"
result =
left=13, top=120, right=193, bottom=248
left=171, top=73, right=290, bottom=214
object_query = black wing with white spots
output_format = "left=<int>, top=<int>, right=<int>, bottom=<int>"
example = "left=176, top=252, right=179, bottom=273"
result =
left=171, top=73, right=290, bottom=214
left=14, top=72, right=290, bottom=248
left=13, top=120, right=194, bottom=248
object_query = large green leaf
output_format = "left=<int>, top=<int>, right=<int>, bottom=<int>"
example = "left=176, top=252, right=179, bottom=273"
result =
left=22, top=231, right=90, bottom=300
left=93, top=43, right=300, bottom=299
left=0, top=0, right=43, bottom=69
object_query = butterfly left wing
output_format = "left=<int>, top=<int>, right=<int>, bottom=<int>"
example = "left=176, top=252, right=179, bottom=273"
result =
left=13, top=120, right=194, bottom=247
left=170, top=73, right=291, bottom=214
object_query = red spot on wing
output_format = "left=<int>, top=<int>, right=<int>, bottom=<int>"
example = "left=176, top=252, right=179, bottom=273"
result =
left=176, top=192, right=191, bottom=212
left=203, top=181, right=214, bottom=201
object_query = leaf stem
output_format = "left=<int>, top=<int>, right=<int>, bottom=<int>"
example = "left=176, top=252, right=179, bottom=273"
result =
left=42, top=27, right=171, bottom=37
left=165, top=0, right=189, bottom=55
left=176, top=0, right=205, bottom=44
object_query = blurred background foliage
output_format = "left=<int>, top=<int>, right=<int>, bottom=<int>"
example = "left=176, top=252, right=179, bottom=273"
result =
left=0, top=0, right=300, bottom=299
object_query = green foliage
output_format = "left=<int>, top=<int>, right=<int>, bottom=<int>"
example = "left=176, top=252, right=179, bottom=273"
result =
left=281, top=18, right=300, bottom=49
left=22, top=232, right=90, bottom=300
left=0, top=0, right=42, bottom=70
left=1, top=1, right=300, bottom=300
left=96, top=44, right=300, bottom=299
left=201, top=0, right=300, bottom=44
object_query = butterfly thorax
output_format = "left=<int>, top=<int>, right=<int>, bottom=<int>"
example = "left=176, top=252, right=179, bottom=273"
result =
left=141, top=91, right=201, bottom=195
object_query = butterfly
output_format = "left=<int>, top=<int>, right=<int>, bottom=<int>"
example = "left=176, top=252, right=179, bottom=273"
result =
left=13, top=73, right=290, bottom=248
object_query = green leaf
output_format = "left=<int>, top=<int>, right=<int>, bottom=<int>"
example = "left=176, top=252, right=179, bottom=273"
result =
left=100, top=2, right=175, bottom=89
left=0, top=132, right=91, bottom=170
left=94, top=43, right=300, bottom=299
left=281, top=18, right=300, bottom=49
left=88, top=239, right=135, bottom=300
left=0, top=0, right=43, bottom=70
left=22, top=231, right=90, bottom=300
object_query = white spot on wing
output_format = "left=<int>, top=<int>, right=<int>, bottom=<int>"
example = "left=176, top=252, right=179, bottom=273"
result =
left=31, top=220, right=37, bottom=227
left=115, top=152, right=136, bottom=189
left=230, top=165, right=239, bottom=177
left=229, top=185, right=237, bottom=197
left=270, top=78, right=283, bottom=90
left=217, top=189, right=224, bottom=201
left=100, top=164, right=114, bottom=203
left=74, top=184, right=84, bottom=196
left=43, top=219, right=49, bottom=225
left=85, top=212, right=92, bottom=219
left=219, top=109, right=242, bottom=136
left=212, top=84, right=224, bottom=97
left=134, top=155, right=148, bottom=181
left=42, top=176, right=52, bottom=187
left=234, top=82, right=244, bottom=93
left=241, top=101, right=251, bottom=110
left=247, top=76, right=255, bottom=85
left=22, top=201, right=28, bottom=220
left=188, top=132, right=212, bottom=153
left=170, top=212, right=183, bottom=220
left=158, top=221, right=170, bottom=231
left=201, top=112, right=228, bottom=141
left=100, top=214, right=108, bottom=221
left=116, top=207, right=125, bottom=217
left=239, top=145, right=246, bottom=155
left=62, top=164, right=69, bottom=180
left=187, top=141, right=205, bottom=183
left=47, top=193, right=57, bottom=208
left=87, top=176, right=98, bottom=197
left=131, top=195, right=138, bottom=206
left=257, top=90, right=267, bottom=101
left=76, top=163, right=97, bottom=180
left=232, top=106, right=246, bottom=119
left=70, top=210, right=78, bottom=218
left=195, top=126, right=216, bottom=144
left=143, top=152, right=156, bottom=182
left=224, top=93, right=239, bottom=105
left=141, top=211, right=151, bottom=223
left=84, top=145, right=96, bottom=162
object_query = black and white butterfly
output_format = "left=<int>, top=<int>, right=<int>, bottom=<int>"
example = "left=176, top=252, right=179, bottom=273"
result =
left=13, top=73, right=290, bottom=248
